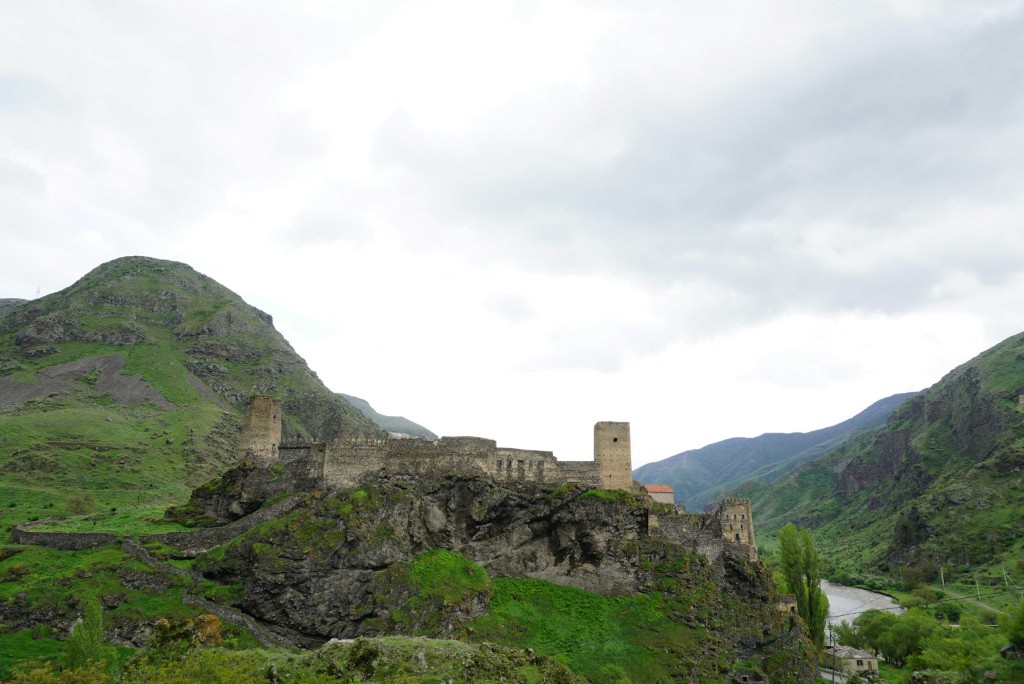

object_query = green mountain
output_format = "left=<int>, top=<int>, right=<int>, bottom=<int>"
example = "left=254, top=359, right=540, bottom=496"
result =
left=742, top=331, right=1024, bottom=578
left=0, top=256, right=383, bottom=538
left=634, top=392, right=916, bottom=510
left=339, top=393, right=437, bottom=439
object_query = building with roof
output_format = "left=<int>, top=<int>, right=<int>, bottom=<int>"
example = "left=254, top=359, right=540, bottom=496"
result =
left=823, top=645, right=878, bottom=675
left=642, top=483, right=675, bottom=504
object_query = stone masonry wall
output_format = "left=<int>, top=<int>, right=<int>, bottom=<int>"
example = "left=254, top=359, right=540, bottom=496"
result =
left=320, top=437, right=603, bottom=489
left=649, top=512, right=727, bottom=564
left=239, top=396, right=620, bottom=491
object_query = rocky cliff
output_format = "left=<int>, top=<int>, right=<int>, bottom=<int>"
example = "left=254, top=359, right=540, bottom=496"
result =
left=190, top=474, right=816, bottom=682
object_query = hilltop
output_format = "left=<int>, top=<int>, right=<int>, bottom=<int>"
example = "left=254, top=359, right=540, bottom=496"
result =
left=0, top=256, right=383, bottom=537
left=635, top=392, right=916, bottom=509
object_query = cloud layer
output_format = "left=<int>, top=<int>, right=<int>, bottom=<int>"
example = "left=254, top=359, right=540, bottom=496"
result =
left=2, top=1, right=1023, bottom=463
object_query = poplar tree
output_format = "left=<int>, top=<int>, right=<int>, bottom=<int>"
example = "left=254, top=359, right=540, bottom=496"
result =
left=779, top=523, right=829, bottom=649
left=65, top=598, right=104, bottom=670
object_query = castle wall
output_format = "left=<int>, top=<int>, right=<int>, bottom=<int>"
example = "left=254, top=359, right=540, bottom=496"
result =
left=494, top=447, right=557, bottom=483
left=238, top=395, right=281, bottom=466
left=650, top=512, right=726, bottom=564
left=549, top=461, right=601, bottom=486
left=240, top=395, right=625, bottom=492
left=322, top=439, right=391, bottom=489
left=594, top=421, right=633, bottom=490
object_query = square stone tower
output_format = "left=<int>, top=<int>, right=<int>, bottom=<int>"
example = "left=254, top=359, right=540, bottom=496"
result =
left=237, top=395, right=281, bottom=466
left=594, top=421, right=633, bottom=490
left=720, top=498, right=758, bottom=560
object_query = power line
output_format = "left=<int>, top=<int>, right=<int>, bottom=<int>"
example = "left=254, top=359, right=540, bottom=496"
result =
left=828, top=586, right=1022, bottom=622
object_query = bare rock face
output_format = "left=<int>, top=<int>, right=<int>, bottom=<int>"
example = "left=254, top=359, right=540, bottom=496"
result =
left=198, top=477, right=653, bottom=638
left=198, top=476, right=748, bottom=634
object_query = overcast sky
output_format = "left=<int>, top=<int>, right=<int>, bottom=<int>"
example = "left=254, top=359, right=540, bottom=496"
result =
left=3, top=1, right=1024, bottom=468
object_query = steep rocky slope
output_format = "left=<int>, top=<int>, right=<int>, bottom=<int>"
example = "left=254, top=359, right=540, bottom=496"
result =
left=740, top=331, right=1024, bottom=574
left=635, top=392, right=916, bottom=509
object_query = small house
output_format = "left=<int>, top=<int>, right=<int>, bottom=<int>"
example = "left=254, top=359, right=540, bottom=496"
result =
left=824, top=645, right=878, bottom=675
left=643, top=484, right=675, bottom=504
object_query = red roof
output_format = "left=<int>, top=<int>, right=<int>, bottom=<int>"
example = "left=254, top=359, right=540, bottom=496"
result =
left=643, top=484, right=674, bottom=493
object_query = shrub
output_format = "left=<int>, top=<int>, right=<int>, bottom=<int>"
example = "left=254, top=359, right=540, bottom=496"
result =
left=65, top=492, right=96, bottom=516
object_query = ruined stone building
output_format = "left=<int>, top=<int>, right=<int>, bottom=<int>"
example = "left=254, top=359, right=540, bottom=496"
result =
left=238, top=395, right=633, bottom=491
left=238, top=395, right=758, bottom=561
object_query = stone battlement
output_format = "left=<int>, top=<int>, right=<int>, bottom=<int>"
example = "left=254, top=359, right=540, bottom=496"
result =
left=238, top=396, right=633, bottom=491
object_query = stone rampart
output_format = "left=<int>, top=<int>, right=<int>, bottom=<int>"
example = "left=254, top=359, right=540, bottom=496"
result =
left=10, top=526, right=120, bottom=551
left=140, top=494, right=304, bottom=557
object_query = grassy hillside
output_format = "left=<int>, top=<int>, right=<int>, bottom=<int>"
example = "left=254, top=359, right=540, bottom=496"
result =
left=0, top=256, right=383, bottom=537
left=0, top=298, right=26, bottom=319
left=745, top=332, right=1024, bottom=586
left=635, top=393, right=915, bottom=509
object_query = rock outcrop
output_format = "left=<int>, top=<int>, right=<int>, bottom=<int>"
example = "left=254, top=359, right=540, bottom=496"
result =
left=191, top=474, right=814, bottom=682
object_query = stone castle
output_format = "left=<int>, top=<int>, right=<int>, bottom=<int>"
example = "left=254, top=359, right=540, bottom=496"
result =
left=238, top=395, right=632, bottom=491
left=237, top=395, right=757, bottom=561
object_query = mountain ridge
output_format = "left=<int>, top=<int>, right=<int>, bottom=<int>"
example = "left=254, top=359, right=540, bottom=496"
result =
left=339, top=393, right=437, bottom=439
left=741, top=331, right=1024, bottom=578
left=634, top=392, right=917, bottom=509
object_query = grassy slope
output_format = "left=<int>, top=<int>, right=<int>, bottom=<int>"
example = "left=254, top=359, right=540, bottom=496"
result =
left=635, top=393, right=915, bottom=509
left=339, top=393, right=438, bottom=439
left=0, top=256, right=385, bottom=538
left=746, top=332, right=1024, bottom=586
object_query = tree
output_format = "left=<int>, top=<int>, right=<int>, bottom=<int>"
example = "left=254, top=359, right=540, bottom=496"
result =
left=64, top=599, right=103, bottom=670
left=1005, top=600, right=1024, bottom=650
left=65, top=492, right=96, bottom=516
left=779, top=523, right=830, bottom=649
left=855, top=610, right=898, bottom=657
left=876, top=609, right=937, bottom=668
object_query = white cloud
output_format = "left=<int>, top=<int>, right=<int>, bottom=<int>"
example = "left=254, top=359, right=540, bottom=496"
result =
left=2, top=1, right=1024, bottom=468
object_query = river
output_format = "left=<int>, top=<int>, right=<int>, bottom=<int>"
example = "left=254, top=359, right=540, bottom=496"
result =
left=822, top=580, right=903, bottom=627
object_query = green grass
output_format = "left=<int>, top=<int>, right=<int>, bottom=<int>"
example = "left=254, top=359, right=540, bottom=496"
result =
left=410, top=549, right=489, bottom=604
left=30, top=507, right=190, bottom=535
left=468, top=574, right=729, bottom=682
left=0, top=545, right=197, bottom=621
left=0, top=630, right=65, bottom=680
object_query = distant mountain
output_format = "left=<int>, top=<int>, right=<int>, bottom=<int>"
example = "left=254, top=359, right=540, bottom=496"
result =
left=339, top=393, right=437, bottom=439
left=634, top=392, right=917, bottom=510
left=0, top=256, right=383, bottom=535
left=742, top=331, right=1024, bottom=575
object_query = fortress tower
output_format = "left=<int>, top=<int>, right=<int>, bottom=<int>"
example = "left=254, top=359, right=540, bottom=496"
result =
left=720, top=498, right=757, bottom=560
left=594, top=421, right=633, bottom=490
left=237, top=395, right=281, bottom=466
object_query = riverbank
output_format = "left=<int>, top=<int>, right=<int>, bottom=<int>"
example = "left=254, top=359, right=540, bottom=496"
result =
left=821, top=580, right=903, bottom=627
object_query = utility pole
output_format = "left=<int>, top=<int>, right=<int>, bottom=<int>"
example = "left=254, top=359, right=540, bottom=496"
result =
left=940, top=565, right=945, bottom=590
left=975, top=576, right=981, bottom=602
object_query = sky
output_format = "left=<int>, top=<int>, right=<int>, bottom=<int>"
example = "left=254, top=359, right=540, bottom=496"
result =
left=3, top=1, right=1024, bottom=469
